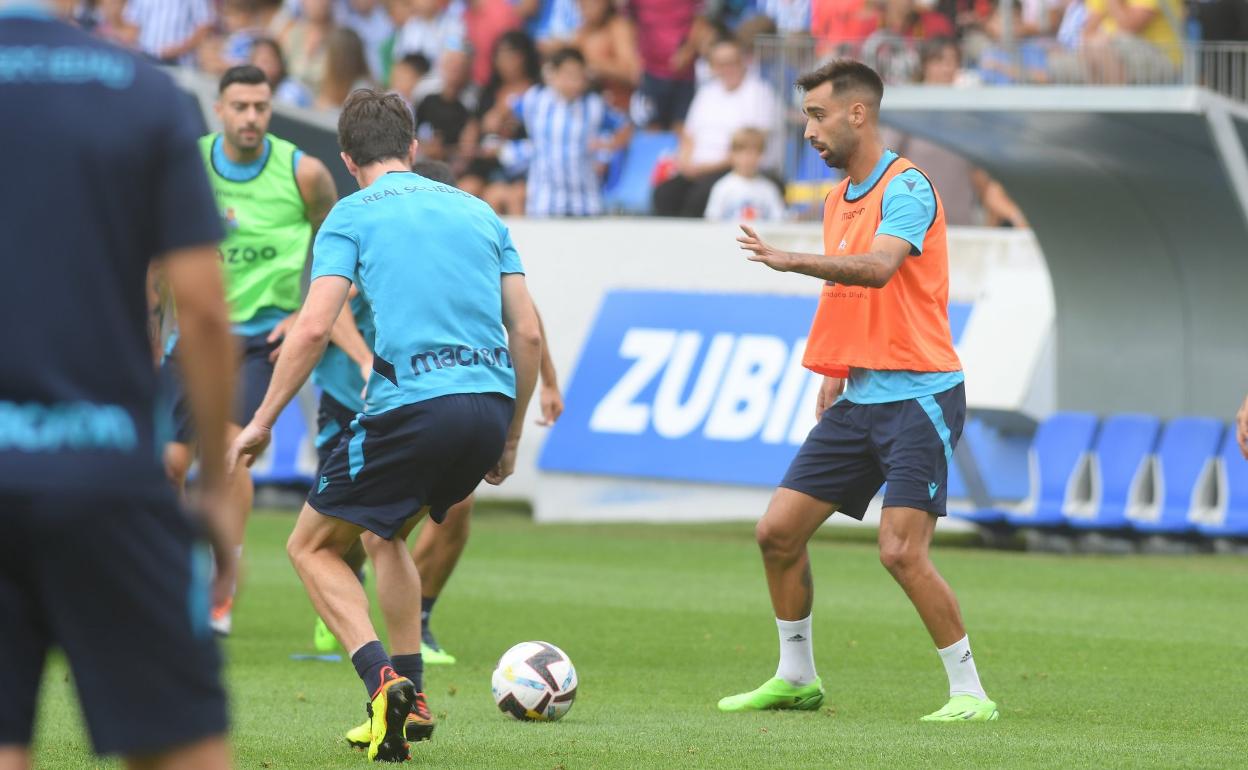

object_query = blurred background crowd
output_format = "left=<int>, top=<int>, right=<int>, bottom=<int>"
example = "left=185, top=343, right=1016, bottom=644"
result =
left=73, top=0, right=1248, bottom=221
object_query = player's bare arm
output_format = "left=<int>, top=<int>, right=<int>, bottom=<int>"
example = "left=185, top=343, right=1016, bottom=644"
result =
left=534, top=306, right=563, bottom=426
left=739, top=225, right=910, bottom=288
left=163, top=243, right=237, bottom=605
left=486, top=273, right=543, bottom=485
left=230, top=274, right=352, bottom=469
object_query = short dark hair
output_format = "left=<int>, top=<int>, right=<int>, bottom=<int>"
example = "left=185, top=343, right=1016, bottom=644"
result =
left=550, top=46, right=585, bottom=69
left=219, top=64, right=269, bottom=94
left=795, top=59, right=884, bottom=110
left=411, top=159, right=457, bottom=186
left=397, top=52, right=431, bottom=76
left=338, top=89, right=414, bottom=167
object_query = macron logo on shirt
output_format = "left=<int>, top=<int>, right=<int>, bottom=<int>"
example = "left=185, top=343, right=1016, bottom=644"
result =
left=410, top=345, right=513, bottom=376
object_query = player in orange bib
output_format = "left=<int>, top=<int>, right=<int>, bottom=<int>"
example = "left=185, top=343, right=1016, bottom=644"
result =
left=718, top=60, right=998, bottom=722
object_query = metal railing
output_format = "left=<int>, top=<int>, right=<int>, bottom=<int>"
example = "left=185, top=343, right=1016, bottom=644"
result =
left=755, top=35, right=1248, bottom=193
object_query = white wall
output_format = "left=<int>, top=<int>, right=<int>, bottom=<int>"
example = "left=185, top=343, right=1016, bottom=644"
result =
left=477, top=219, right=1054, bottom=524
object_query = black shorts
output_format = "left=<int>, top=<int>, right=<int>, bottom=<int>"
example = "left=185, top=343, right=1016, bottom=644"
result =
left=308, top=393, right=514, bottom=538
left=0, top=489, right=227, bottom=755
left=315, top=392, right=358, bottom=470
left=160, top=332, right=279, bottom=443
left=781, top=383, right=966, bottom=519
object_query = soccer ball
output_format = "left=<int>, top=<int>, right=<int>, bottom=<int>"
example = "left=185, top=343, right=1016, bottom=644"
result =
left=491, top=641, right=578, bottom=722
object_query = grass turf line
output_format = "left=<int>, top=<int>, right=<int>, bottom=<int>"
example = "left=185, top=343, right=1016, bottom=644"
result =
left=31, top=506, right=1248, bottom=768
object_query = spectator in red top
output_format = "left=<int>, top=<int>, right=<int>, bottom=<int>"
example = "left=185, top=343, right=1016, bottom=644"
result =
left=812, top=0, right=879, bottom=56
left=628, top=0, right=699, bottom=129
left=466, top=0, right=523, bottom=86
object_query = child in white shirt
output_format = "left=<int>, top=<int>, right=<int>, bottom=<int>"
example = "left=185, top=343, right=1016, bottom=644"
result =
left=704, top=127, right=787, bottom=222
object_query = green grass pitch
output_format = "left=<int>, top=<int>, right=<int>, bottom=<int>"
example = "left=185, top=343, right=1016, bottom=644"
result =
left=31, top=505, right=1248, bottom=768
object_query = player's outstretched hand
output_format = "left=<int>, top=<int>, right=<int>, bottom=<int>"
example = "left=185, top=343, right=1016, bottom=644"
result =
left=537, top=383, right=564, bottom=426
left=227, top=421, right=272, bottom=473
left=485, top=440, right=519, bottom=485
left=1236, top=393, right=1248, bottom=459
left=738, top=225, right=792, bottom=272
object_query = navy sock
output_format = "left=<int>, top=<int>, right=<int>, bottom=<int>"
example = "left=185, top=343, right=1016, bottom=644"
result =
left=392, top=653, right=424, bottom=693
left=420, top=595, right=437, bottom=627
left=351, top=640, right=393, bottom=698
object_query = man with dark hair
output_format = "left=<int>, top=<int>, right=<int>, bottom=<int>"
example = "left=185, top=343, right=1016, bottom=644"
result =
left=229, top=89, right=543, bottom=762
left=721, top=59, right=998, bottom=722
left=0, top=2, right=235, bottom=767
left=160, top=63, right=338, bottom=637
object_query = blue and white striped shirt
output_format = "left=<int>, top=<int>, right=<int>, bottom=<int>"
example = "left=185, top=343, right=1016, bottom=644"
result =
left=512, top=85, right=625, bottom=217
left=122, top=0, right=214, bottom=65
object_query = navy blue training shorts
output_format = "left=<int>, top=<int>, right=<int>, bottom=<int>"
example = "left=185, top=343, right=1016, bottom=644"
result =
left=314, top=392, right=358, bottom=470
left=161, top=332, right=279, bottom=442
left=781, top=383, right=966, bottom=519
left=308, top=393, right=514, bottom=538
left=0, top=489, right=227, bottom=756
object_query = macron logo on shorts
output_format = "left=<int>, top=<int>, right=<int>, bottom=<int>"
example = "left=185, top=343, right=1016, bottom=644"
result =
left=928, top=482, right=940, bottom=499
left=318, top=475, right=330, bottom=493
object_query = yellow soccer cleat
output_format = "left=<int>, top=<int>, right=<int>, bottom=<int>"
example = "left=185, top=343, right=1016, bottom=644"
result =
left=347, top=691, right=435, bottom=749
left=364, top=669, right=415, bottom=762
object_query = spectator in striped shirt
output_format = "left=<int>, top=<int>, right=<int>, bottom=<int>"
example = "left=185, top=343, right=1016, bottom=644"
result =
left=121, top=0, right=215, bottom=65
left=510, top=46, right=631, bottom=216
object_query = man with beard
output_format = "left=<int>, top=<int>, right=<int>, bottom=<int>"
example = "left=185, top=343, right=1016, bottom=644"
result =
left=720, top=59, right=998, bottom=722
left=163, top=64, right=338, bottom=636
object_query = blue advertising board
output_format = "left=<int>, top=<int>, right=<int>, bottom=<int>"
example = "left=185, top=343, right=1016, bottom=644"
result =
left=539, top=290, right=971, bottom=488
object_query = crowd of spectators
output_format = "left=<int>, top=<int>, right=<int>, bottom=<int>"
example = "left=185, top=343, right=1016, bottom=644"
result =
left=72, top=0, right=1248, bottom=221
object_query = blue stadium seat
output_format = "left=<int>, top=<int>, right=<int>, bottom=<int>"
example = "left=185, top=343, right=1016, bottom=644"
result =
left=1198, top=428, right=1248, bottom=538
left=1131, top=417, right=1223, bottom=535
left=1065, top=414, right=1160, bottom=531
left=1005, top=412, right=1099, bottom=528
left=602, top=131, right=678, bottom=215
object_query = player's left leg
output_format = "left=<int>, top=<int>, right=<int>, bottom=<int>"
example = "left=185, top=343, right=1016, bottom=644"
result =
left=878, top=507, right=998, bottom=721
left=409, top=495, right=474, bottom=665
left=209, top=421, right=252, bottom=636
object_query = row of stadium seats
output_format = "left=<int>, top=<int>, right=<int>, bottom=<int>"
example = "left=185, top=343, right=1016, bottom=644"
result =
left=954, top=414, right=1247, bottom=541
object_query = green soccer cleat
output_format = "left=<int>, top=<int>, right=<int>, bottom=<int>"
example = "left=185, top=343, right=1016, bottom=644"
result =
left=717, top=676, right=825, bottom=712
left=365, top=670, right=416, bottom=762
left=920, top=694, right=1000, bottom=722
left=421, top=641, right=456, bottom=666
left=313, top=618, right=339, bottom=653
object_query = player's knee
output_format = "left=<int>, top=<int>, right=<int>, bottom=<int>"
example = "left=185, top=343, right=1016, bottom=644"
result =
left=755, top=519, right=800, bottom=562
left=878, top=539, right=923, bottom=578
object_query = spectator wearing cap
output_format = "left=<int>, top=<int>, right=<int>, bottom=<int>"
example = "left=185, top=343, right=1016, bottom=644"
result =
left=121, top=0, right=215, bottom=65
left=511, top=47, right=631, bottom=216
left=652, top=37, right=779, bottom=218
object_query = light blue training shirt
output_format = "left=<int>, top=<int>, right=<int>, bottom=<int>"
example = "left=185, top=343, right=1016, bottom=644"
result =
left=311, top=171, right=525, bottom=415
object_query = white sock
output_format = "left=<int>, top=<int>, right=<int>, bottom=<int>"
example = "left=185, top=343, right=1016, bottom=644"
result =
left=937, top=635, right=987, bottom=699
left=774, top=615, right=817, bottom=687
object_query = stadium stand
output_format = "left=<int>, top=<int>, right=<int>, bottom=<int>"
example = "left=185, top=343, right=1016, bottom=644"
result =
left=1132, top=417, right=1224, bottom=538
left=1198, top=427, right=1248, bottom=543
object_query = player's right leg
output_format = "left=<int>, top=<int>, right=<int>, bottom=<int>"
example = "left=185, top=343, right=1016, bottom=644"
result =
left=718, top=398, right=881, bottom=713
left=717, top=488, right=834, bottom=712
left=287, top=503, right=416, bottom=762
